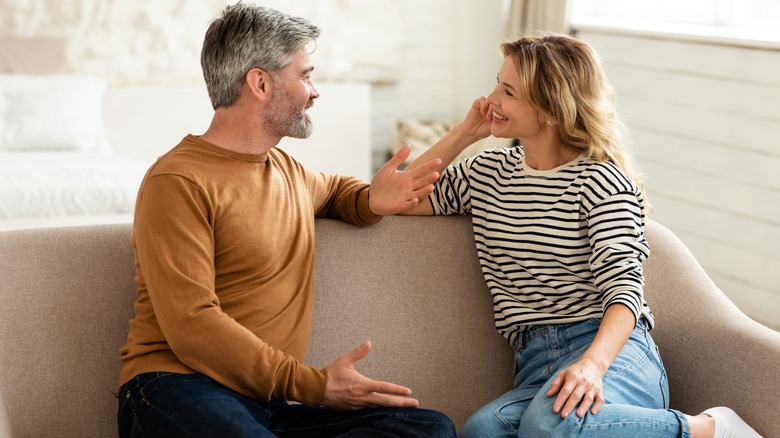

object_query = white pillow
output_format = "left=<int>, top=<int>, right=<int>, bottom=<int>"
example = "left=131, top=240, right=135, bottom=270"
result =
left=0, top=74, right=108, bottom=151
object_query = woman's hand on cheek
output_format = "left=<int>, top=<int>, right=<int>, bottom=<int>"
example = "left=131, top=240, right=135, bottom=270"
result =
left=460, top=96, right=493, bottom=141
left=546, top=357, right=606, bottom=419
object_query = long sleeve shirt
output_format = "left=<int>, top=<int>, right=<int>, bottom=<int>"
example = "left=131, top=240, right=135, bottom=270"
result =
left=118, top=134, right=381, bottom=405
left=430, top=146, right=653, bottom=346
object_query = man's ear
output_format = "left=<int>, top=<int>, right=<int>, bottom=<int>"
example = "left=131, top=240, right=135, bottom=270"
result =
left=246, top=67, right=271, bottom=102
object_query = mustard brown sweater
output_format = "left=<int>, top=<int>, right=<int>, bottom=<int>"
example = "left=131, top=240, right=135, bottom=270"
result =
left=118, top=135, right=381, bottom=405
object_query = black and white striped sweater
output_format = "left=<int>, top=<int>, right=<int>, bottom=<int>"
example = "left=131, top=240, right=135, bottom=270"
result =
left=430, top=146, right=654, bottom=345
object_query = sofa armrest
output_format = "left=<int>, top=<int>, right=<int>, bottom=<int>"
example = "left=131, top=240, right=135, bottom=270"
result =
left=644, top=221, right=780, bottom=438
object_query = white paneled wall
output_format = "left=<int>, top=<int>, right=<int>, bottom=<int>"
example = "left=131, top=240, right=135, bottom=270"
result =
left=576, top=28, right=780, bottom=330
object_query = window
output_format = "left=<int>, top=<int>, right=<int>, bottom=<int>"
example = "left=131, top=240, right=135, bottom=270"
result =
left=573, top=0, right=717, bottom=25
left=571, top=0, right=780, bottom=46
left=730, top=0, right=780, bottom=28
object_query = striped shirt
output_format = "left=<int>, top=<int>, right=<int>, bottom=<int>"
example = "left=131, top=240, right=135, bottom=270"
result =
left=430, top=146, right=654, bottom=344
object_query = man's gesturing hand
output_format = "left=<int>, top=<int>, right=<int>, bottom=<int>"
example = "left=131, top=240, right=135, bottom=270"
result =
left=320, top=340, right=420, bottom=410
left=368, top=144, right=441, bottom=216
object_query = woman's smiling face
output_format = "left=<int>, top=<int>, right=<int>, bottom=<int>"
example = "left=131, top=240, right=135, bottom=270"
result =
left=486, top=56, right=547, bottom=141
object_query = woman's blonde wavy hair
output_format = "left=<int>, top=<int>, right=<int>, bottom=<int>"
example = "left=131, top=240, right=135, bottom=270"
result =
left=501, top=33, right=649, bottom=206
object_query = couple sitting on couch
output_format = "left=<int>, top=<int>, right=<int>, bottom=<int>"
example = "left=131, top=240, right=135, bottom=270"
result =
left=115, top=3, right=761, bottom=438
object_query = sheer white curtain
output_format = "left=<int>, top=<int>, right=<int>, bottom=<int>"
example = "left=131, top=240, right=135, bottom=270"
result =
left=506, top=0, right=570, bottom=36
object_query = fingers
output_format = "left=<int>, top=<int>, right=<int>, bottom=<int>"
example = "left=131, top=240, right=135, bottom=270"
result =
left=349, top=377, right=417, bottom=410
left=577, top=390, right=594, bottom=418
left=548, top=369, right=604, bottom=419
left=470, top=95, right=493, bottom=124
left=472, top=95, right=488, bottom=111
left=413, top=184, right=436, bottom=200
left=323, top=341, right=421, bottom=411
left=590, top=392, right=604, bottom=415
left=477, top=96, right=491, bottom=117
left=363, top=391, right=420, bottom=409
left=580, top=393, right=604, bottom=418
left=395, top=182, right=435, bottom=212
left=565, top=386, right=602, bottom=418
left=343, top=340, right=372, bottom=365
left=546, top=373, right=563, bottom=397
left=387, top=144, right=412, bottom=169
left=405, top=159, right=441, bottom=187
left=560, top=385, right=585, bottom=418
left=553, top=383, right=587, bottom=419
left=351, top=377, right=417, bottom=409
left=363, top=378, right=413, bottom=398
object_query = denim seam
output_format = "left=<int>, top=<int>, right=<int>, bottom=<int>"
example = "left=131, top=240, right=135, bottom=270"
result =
left=567, top=414, right=687, bottom=433
left=602, top=348, right=651, bottom=380
left=492, top=402, right=520, bottom=433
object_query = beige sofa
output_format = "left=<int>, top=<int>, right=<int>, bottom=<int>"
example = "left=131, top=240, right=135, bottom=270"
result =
left=0, top=216, right=778, bottom=437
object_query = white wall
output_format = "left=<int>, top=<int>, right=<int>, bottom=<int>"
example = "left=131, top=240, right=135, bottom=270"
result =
left=575, top=27, right=780, bottom=330
left=0, top=0, right=505, bottom=171
left=369, top=0, right=506, bottom=167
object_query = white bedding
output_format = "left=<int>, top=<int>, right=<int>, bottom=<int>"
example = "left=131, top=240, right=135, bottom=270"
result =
left=0, top=151, right=148, bottom=220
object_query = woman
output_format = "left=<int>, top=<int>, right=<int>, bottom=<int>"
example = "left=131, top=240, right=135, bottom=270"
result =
left=402, top=33, right=761, bottom=438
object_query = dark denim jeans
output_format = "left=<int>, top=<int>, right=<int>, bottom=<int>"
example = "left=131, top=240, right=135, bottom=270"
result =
left=118, top=372, right=456, bottom=438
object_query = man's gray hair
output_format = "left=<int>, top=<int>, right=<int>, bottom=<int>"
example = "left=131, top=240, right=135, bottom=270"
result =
left=201, top=3, right=320, bottom=109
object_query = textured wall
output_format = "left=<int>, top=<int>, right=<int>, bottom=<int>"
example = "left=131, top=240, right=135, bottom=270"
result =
left=0, top=0, right=224, bottom=85
left=0, top=0, right=505, bottom=164
left=0, top=0, right=407, bottom=85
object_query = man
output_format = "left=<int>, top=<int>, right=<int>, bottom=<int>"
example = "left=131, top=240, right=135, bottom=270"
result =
left=116, top=3, right=455, bottom=437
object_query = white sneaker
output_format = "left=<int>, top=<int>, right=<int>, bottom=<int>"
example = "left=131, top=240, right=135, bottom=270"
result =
left=702, top=407, right=763, bottom=438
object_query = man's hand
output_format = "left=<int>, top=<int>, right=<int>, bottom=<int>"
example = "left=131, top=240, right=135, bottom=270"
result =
left=368, top=145, right=441, bottom=216
left=320, top=340, right=420, bottom=410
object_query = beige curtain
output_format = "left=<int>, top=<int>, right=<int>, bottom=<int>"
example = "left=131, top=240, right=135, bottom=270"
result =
left=506, top=0, right=570, bottom=37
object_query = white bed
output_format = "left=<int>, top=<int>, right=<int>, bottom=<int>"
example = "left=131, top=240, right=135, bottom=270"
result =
left=0, top=74, right=372, bottom=231
left=0, top=151, right=146, bottom=220
left=0, top=74, right=148, bottom=229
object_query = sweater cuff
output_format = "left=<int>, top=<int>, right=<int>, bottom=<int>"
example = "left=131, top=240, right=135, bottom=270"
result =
left=357, top=187, right=383, bottom=225
left=291, top=365, right=328, bottom=405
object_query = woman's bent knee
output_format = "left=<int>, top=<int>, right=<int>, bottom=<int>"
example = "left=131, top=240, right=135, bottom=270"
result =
left=460, top=404, right=522, bottom=438
left=518, top=394, right=571, bottom=437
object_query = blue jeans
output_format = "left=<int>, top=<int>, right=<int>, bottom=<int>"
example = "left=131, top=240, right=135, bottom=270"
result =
left=460, top=319, right=691, bottom=438
left=118, top=372, right=456, bottom=438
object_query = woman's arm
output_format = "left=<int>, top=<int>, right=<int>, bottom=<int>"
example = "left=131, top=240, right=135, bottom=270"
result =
left=546, top=303, right=636, bottom=419
left=399, top=96, right=494, bottom=216
left=405, top=96, right=494, bottom=174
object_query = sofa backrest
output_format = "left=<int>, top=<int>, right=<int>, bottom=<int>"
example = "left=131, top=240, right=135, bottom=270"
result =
left=0, top=217, right=509, bottom=437
left=0, top=224, right=136, bottom=437
left=1, top=215, right=778, bottom=436
left=306, top=216, right=514, bottom=427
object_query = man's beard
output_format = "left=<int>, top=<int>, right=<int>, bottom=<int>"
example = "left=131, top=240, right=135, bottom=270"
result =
left=264, top=84, right=313, bottom=139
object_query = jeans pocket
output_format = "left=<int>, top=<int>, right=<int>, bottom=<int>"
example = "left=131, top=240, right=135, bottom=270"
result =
left=603, top=328, right=652, bottom=380
left=118, top=379, right=143, bottom=438
left=131, top=372, right=179, bottom=408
